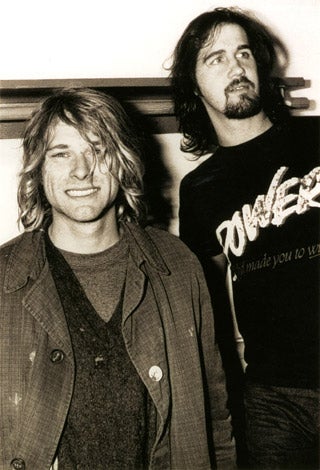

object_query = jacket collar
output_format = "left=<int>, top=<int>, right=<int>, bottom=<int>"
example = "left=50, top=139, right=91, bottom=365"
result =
left=4, top=223, right=170, bottom=293
left=120, top=222, right=170, bottom=275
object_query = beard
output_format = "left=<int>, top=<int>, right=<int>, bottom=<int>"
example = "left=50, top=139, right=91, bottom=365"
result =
left=224, top=77, right=262, bottom=119
left=224, top=93, right=262, bottom=119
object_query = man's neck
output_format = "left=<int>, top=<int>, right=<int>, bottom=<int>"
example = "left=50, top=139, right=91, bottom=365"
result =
left=212, top=111, right=273, bottom=147
left=48, top=214, right=120, bottom=254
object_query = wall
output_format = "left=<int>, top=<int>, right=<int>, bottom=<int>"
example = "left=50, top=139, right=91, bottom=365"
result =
left=1, top=0, right=319, bottom=113
left=0, top=140, right=22, bottom=244
left=1, top=0, right=319, bottom=244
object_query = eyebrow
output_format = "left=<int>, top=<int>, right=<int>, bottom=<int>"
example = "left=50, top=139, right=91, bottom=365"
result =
left=46, top=144, right=69, bottom=152
left=46, top=140, right=102, bottom=152
left=202, top=43, right=251, bottom=63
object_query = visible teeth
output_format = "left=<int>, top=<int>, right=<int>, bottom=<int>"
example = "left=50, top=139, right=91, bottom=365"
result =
left=67, top=188, right=97, bottom=197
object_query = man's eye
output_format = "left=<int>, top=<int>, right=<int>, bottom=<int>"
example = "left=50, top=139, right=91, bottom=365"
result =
left=236, top=51, right=251, bottom=60
left=208, top=56, right=224, bottom=65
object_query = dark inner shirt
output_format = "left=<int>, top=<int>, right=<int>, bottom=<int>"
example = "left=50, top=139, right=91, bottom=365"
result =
left=45, top=234, right=157, bottom=469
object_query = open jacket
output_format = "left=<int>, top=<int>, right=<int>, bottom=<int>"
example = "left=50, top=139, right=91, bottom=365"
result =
left=0, top=223, right=235, bottom=470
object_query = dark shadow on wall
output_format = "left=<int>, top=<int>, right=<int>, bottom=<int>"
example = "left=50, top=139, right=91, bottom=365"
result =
left=143, top=133, right=173, bottom=231
left=123, top=102, right=174, bottom=231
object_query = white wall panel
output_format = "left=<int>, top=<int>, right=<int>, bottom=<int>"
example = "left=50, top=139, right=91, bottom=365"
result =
left=1, top=0, right=319, bottom=115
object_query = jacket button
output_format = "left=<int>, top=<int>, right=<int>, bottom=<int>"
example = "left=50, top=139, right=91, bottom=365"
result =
left=148, top=365, right=163, bottom=382
left=10, top=458, right=25, bottom=469
left=50, top=349, right=64, bottom=363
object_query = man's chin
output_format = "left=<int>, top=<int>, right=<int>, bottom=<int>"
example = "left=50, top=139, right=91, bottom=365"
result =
left=224, top=95, right=262, bottom=119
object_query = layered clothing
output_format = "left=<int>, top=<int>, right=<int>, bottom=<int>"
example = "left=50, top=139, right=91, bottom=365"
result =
left=0, top=223, right=235, bottom=470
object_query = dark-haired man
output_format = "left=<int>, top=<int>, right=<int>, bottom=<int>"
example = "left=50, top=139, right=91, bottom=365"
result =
left=171, top=7, right=319, bottom=468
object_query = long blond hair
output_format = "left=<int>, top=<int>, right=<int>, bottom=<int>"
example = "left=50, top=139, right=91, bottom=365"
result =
left=18, top=87, right=146, bottom=230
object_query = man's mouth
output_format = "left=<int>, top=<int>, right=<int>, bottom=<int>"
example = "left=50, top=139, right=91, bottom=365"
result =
left=66, top=188, right=98, bottom=197
left=226, top=78, right=254, bottom=94
left=232, top=84, right=248, bottom=91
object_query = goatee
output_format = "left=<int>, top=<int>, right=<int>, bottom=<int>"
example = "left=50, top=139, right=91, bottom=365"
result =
left=224, top=76, right=262, bottom=119
left=224, top=93, right=262, bottom=119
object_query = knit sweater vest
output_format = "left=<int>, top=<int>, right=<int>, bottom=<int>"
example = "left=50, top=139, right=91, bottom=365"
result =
left=45, top=234, right=156, bottom=469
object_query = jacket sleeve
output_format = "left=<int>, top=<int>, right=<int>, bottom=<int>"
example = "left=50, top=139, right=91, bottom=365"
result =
left=191, top=255, right=237, bottom=468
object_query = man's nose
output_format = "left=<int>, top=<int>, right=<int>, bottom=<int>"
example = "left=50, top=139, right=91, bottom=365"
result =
left=228, top=57, right=245, bottom=78
left=70, top=153, right=93, bottom=180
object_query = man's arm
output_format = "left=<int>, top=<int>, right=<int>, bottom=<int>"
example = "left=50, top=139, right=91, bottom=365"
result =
left=211, top=253, right=246, bottom=370
left=210, top=253, right=247, bottom=467
left=211, top=252, right=228, bottom=274
left=180, top=174, right=244, bottom=465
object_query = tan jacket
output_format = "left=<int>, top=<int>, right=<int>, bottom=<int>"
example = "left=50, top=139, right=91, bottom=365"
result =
left=0, top=223, right=235, bottom=469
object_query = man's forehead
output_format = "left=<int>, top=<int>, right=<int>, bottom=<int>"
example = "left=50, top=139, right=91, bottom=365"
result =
left=47, top=119, right=101, bottom=146
left=198, top=23, right=249, bottom=57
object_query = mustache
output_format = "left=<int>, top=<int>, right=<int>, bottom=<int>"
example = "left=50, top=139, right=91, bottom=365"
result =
left=225, top=77, right=255, bottom=93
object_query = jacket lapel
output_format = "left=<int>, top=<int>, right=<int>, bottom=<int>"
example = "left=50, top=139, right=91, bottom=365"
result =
left=23, top=261, right=73, bottom=357
left=4, top=231, right=72, bottom=357
left=121, top=223, right=172, bottom=436
left=122, top=222, right=170, bottom=323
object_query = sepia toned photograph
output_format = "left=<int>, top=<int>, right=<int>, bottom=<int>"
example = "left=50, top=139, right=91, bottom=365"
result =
left=0, top=1, right=319, bottom=468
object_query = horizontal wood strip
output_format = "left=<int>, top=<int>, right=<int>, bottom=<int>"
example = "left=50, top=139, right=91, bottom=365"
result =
left=0, top=76, right=306, bottom=91
left=0, top=99, right=174, bottom=122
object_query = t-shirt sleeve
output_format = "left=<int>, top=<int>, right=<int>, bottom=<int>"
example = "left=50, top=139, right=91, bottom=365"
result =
left=179, top=173, right=223, bottom=258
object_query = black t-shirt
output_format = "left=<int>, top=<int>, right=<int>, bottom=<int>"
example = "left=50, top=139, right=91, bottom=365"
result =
left=180, top=118, right=320, bottom=388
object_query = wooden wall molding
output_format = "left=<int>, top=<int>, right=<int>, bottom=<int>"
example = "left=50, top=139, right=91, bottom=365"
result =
left=0, top=77, right=310, bottom=138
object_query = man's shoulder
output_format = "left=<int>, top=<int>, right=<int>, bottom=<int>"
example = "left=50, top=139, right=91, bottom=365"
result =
left=0, top=233, right=25, bottom=256
left=145, top=225, right=199, bottom=264
left=274, top=118, right=319, bottom=170
left=287, top=116, right=319, bottom=137
left=280, top=117, right=319, bottom=149
left=0, top=234, right=27, bottom=282
left=125, top=222, right=203, bottom=277
left=180, top=153, right=216, bottom=190
left=146, top=225, right=189, bottom=248
left=0, top=231, right=41, bottom=262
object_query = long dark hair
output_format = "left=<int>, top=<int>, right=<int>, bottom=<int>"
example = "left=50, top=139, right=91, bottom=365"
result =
left=170, top=7, right=289, bottom=156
